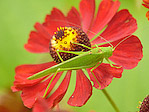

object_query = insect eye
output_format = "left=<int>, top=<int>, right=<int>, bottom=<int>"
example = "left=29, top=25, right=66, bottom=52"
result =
left=49, top=27, right=91, bottom=63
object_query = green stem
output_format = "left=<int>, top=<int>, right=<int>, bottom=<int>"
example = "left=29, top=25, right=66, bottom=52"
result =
left=102, top=89, right=120, bottom=112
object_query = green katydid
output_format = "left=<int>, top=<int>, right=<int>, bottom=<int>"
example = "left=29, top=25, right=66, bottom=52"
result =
left=28, top=42, right=115, bottom=97
left=28, top=44, right=114, bottom=80
left=27, top=24, right=130, bottom=97
left=28, top=24, right=128, bottom=81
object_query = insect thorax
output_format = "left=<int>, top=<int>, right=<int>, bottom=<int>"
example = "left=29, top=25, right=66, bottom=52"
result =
left=100, top=47, right=113, bottom=58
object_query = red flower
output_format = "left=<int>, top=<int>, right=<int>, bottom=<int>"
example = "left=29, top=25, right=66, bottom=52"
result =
left=12, top=0, right=143, bottom=110
left=142, top=0, right=149, bottom=20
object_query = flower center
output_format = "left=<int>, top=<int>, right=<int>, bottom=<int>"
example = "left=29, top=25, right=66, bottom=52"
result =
left=49, top=27, right=91, bottom=63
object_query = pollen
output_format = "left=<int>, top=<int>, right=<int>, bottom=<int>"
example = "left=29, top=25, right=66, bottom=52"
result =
left=49, top=27, right=91, bottom=63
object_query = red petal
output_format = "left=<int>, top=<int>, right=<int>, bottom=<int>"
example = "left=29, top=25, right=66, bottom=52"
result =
left=46, top=71, right=71, bottom=108
left=21, top=72, right=62, bottom=108
left=12, top=62, right=56, bottom=91
left=43, top=8, right=68, bottom=35
left=67, top=70, right=92, bottom=106
left=67, top=7, right=82, bottom=28
left=92, top=9, right=137, bottom=44
left=24, top=23, right=51, bottom=53
left=110, top=35, right=143, bottom=69
left=79, top=0, right=95, bottom=32
left=25, top=8, right=68, bottom=53
left=33, top=97, right=49, bottom=112
left=87, top=63, right=123, bottom=90
left=88, top=0, right=120, bottom=39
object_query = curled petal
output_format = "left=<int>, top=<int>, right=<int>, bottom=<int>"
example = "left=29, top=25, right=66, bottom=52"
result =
left=46, top=71, right=71, bottom=108
left=67, top=70, right=92, bottom=106
left=21, top=72, right=62, bottom=108
left=87, top=63, right=123, bottom=90
left=43, top=8, right=68, bottom=35
left=67, top=7, right=82, bottom=27
left=92, top=9, right=137, bottom=44
left=24, top=23, right=52, bottom=53
left=79, top=0, right=95, bottom=32
left=110, top=35, right=143, bottom=69
left=88, top=0, right=120, bottom=39
left=12, top=62, right=56, bottom=91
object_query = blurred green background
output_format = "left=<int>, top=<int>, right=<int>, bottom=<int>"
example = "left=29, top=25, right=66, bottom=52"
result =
left=0, top=0, right=148, bottom=112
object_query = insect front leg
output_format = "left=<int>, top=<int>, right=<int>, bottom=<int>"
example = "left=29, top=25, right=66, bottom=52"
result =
left=56, top=49, right=84, bottom=55
left=56, top=49, right=86, bottom=62
left=56, top=50, right=64, bottom=62
left=72, top=42, right=92, bottom=50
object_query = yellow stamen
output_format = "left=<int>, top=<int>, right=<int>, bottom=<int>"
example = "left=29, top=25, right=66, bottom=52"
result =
left=51, top=27, right=78, bottom=50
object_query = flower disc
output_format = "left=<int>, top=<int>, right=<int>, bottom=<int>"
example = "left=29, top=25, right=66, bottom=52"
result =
left=49, top=27, right=91, bottom=63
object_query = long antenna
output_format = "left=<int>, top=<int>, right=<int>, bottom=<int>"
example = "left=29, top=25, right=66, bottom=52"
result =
left=51, top=19, right=113, bottom=48
left=113, top=35, right=131, bottom=51
left=97, top=35, right=113, bottom=48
